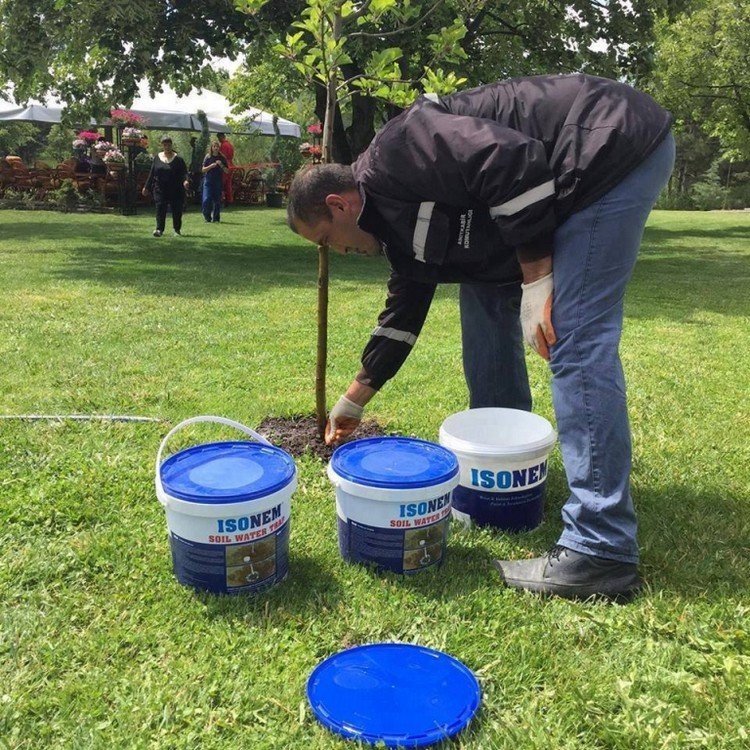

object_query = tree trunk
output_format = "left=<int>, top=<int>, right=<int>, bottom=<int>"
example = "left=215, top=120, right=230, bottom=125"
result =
left=315, top=83, right=352, bottom=164
left=315, top=60, right=340, bottom=438
left=315, top=243, right=329, bottom=436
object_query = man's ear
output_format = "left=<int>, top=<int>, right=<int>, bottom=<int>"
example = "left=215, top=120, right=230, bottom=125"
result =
left=324, top=193, right=348, bottom=213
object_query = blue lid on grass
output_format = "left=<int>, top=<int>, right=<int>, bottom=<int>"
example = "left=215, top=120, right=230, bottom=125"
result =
left=307, top=643, right=481, bottom=748
left=330, top=437, right=458, bottom=489
left=159, top=441, right=296, bottom=503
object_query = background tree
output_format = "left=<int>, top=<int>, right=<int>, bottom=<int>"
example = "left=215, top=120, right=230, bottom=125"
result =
left=233, top=0, right=665, bottom=163
left=1, top=0, right=664, bottom=156
left=0, top=122, right=41, bottom=160
left=0, top=0, right=270, bottom=121
left=651, top=0, right=750, bottom=158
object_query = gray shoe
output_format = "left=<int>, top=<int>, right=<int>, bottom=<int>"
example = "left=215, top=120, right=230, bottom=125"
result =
left=493, top=545, right=641, bottom=601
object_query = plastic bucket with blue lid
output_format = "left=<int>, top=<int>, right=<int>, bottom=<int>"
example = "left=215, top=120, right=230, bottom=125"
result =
left=439, top=408, right=556, bottom=531
left=155, top=416, right=297, bottom=595
left=307, top=643, right=481, bottom=747
left=327, top=437, right=460, bottom=574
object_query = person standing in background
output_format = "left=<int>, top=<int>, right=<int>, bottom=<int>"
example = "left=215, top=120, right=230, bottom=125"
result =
left=201, top=141, right=228, bottom=223
left=142, top=136, right=190, bottom=237
left=217, top=132, right=235, bottom=206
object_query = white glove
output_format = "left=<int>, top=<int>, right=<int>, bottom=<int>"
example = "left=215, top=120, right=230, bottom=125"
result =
left=326, top=395, right=364, bottom=445
left=520, top=272, right=557, bottom=360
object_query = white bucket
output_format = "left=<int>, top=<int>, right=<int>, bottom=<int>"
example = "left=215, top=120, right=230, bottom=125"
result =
left=155, top=416, right=297, bottom=594
left=327, top=437, right=460, bottom=574
left=439, top=408, right=556, bottom=531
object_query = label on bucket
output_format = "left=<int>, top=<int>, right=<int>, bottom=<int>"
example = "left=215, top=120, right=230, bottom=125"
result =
left=164, top=492, right=292, bottom=595
left=336, top=491, right=452, bottom=574
left=169, top=520, right=290, bottom=594
left=452, top=485, right=545, bottom=531
left=449, top=456, right=548, bottom=531
left=462, top=458, right=548, bottom=493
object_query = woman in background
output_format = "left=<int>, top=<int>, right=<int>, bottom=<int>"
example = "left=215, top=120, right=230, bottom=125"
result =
left=142, top=136, right=190, bottom=237
left=201, top=141, right=228, bottom=223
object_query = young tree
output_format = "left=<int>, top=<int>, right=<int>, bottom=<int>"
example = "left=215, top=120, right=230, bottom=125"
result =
left=236, top=0, right=468, bottom=435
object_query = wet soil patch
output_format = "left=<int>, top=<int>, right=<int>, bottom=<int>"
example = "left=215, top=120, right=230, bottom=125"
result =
left=257, top=414, right=389, bottom=461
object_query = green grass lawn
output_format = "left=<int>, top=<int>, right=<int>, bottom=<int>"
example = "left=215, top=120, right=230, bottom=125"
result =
left=1, top=206, right=749, bottom=749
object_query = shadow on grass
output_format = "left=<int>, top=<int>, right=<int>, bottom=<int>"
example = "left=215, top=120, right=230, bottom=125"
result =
left=638, top=485, right=750, bottom=599
left=393, top=476, right=749, bottom=603
left=8, top=211, right=748, bottom=318
left=4, top=210, right=387, bottom=298
left=644, top=223, right=750, bottom=243
left=197, top=555, right=345, bottom=623
left=50, top=236, right=390, bottom=300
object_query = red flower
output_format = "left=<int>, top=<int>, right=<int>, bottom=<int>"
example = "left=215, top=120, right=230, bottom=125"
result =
left=306, top=123, right=323, bottom=135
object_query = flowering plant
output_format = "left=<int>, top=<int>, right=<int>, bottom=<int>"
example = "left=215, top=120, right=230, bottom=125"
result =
left=109, top=109, right=147, bottom=127
left=72, top=138, right=88, bottom=150
left=306, top=122, right=323, bottom=136
left=122, top=126, right=144, bottom=139
left=299, top=142, right=322, bottom=158
left=102, top=148, right=125, bottom=164
left=77, top=130, right=100, bottom=144
left=94, top=140, right=115, bottom=152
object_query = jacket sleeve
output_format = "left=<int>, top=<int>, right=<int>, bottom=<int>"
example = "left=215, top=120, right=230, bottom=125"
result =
left=383, top=102, right=557, bottom=260
left=356, top=271, right=436, bottom=391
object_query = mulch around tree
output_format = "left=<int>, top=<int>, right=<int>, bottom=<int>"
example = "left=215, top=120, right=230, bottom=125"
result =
left=257, top=414, right=389, bottom=461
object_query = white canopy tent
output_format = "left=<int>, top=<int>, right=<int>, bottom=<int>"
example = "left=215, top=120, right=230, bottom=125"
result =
left=128, top=81, right=301, bottom=136
left=0, top=80, right=301, bottom=137
left=0, top=90, right=87, bottom=126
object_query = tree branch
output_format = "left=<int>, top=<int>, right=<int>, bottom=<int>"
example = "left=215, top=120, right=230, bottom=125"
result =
left=465, top=1, right=492, bottom=42
left=485, top=8, right=528, bottom=34
left=338, top=73, right=418, bottom=93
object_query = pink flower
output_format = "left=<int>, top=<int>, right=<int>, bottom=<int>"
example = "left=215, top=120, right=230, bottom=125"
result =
left=109, top=109, right=148, bottom=127
left=77, top=131, right=101, bottom=143
left=306, top=123, right=323, bottom=135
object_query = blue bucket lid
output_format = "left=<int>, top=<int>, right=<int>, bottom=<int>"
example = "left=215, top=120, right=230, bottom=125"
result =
left=159, top=441, right=296, bottom=504
left=330, top=437, right=458, bottom=489
left=307, top=643, right=481, bottom=747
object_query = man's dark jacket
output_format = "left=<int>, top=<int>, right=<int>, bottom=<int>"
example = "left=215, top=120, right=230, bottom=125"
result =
left=350, top=73, right=672, bottom=390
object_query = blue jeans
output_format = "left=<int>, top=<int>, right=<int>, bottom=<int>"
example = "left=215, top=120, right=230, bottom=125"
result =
left=202, top=180, right=222, bottom=222
left=460, top=282, right=531, bottom=410
left=461, top=132, right=675, bottom=563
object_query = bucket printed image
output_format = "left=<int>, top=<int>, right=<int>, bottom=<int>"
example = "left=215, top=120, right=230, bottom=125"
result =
left=403, top=527, right=448, bottom=571
left=439, top=408, right=556, bottom=532
left=155, top=416, right=297, bottom=595
left=328, top=437, right=460, bottom=574
left=225, top=538, right=279, bottom=588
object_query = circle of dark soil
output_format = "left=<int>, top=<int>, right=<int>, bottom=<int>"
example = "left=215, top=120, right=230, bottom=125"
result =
left=257, top=414, right=389, bottom=461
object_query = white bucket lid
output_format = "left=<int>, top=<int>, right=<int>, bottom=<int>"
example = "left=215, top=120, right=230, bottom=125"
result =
left=439, top=408, right=556, bottom=459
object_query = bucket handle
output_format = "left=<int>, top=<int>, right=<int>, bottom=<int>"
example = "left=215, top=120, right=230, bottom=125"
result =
left=155, top=415, right=272, bottom=495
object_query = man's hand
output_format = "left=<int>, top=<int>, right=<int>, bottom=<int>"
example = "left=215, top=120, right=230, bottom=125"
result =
left=520, top=272, right=557, bottom=360
left=325, top=395, right=364, bottom=446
